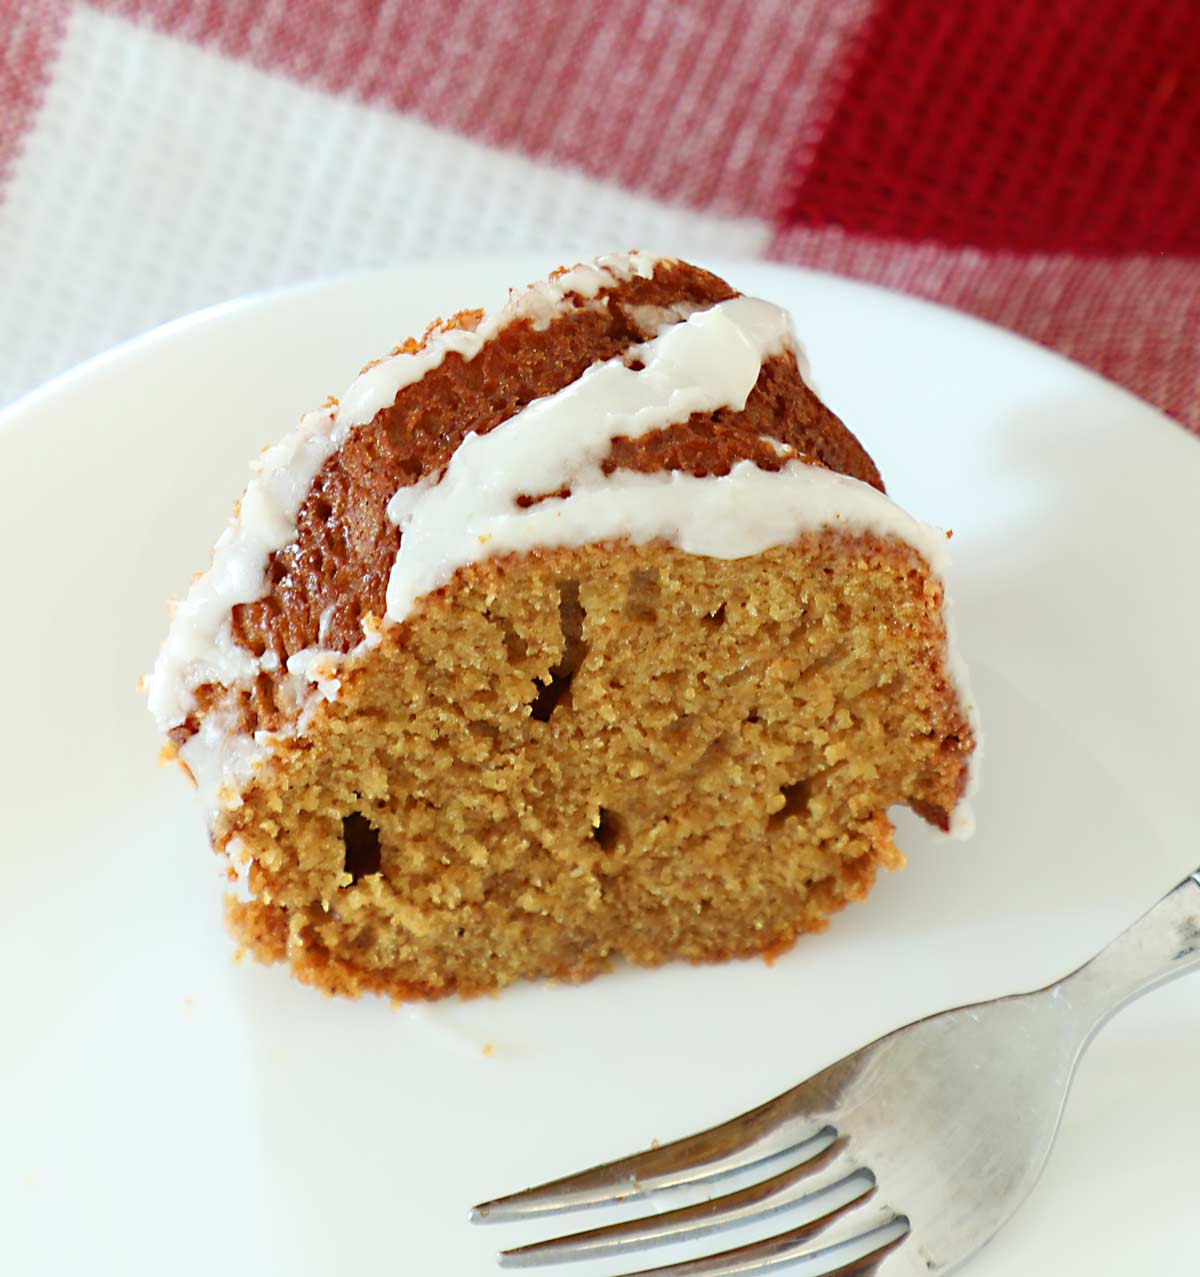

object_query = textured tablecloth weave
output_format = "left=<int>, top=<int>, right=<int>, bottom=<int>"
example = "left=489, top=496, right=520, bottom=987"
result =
left=2, top=0, right=1197, bottom=429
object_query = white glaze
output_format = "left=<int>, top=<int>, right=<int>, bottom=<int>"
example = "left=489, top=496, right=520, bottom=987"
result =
left=378, top=296, right=978, bottom=838
left=285, top=647, right=344, bottom=702
left=385, top=296, right=792, bottom=619
left=624, top=300, right=705, bottom=335
left=446, top=461, right=977, bottom=840
left=177, top=701, right=275, bottom=815
left=397, top=460, right=953, bottom=585
left=148, top=251, right=663, bottom=731
left=155, top=254, right=978, bottom=836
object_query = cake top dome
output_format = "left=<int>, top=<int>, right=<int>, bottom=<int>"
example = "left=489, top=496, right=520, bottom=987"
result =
left=147, top=252, right=976, bottom=836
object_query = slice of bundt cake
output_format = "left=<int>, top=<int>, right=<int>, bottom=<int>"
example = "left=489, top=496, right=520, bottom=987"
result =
left=148, top=251, right=977, bottom=1001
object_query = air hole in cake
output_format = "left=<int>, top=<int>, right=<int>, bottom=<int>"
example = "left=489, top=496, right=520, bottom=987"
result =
left=313, top=495, right=332, bottom=521
left=768, top=778, right=813, bottom=830
left=593, top=807, right=626, bottom=853
left=492, top=615, right=527, bottom=662
left=530, top=580, right=587, bottom=722
left=148, top=253, right=979, bottom=1003
left=528, top=671, right=567, bottom=722
left=341, top=813, right=382, bottom=884
left=624, top=567, right=660, bottom=621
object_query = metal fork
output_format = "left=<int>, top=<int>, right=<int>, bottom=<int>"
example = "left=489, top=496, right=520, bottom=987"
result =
left=472, top=867, right=1200, bottom=1276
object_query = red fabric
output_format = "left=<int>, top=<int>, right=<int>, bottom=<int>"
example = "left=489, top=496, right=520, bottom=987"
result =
left=768, top=226, right=1200, bottom=425
left=787, top=0, right=1200, bottom=254
left=88, top=0, right=868, bottom=217
left=0, top=0, right=69, bottom=192
left=2, top=0, right=1198, bottom=431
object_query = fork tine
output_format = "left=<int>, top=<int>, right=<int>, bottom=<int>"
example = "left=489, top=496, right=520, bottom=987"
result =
left=473, top=1096, right=830, bottom=1222
left=498, top=1139, right=868, bottom=1268
left=609, top=1201, right=908, bottom=1277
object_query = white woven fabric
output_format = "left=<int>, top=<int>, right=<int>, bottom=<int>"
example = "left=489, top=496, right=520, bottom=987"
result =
left=0, top=6, right=769, bottom=408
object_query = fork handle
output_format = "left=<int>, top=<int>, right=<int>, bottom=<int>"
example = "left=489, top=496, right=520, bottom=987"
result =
left=1054, top=868, right=1200, bottom=1037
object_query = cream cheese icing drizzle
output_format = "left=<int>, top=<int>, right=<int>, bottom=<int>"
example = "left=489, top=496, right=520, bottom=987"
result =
left=147, top=251, right=662, bottom=731
left=151, top=255, right=978, bottom=837
left=384, top=296, right=791, bottom=619
left=377, top=295, right=978, bottom=836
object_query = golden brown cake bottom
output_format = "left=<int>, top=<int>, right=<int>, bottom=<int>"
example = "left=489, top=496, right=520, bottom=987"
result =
left=219, top=531, right=970, bottom=1001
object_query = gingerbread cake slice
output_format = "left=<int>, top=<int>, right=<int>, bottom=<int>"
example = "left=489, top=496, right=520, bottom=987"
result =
left=148, top=251, right=978, bottom=1000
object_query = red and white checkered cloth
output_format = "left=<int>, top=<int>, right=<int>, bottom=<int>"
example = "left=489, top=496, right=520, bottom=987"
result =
left=2, top=0, right=1198, bottom=429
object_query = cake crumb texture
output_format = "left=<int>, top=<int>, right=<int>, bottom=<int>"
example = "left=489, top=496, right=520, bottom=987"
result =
left=219, top=533, right=970, bottom=1001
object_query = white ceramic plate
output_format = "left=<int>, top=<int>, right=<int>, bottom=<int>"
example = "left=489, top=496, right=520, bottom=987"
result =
left=2, top=256, right=1198, bottom=1277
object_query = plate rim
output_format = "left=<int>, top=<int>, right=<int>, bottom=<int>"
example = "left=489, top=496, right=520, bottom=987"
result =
left=3, top=249, right=1198, bottom=1277
left=2, top=252, right=1191, bottom=454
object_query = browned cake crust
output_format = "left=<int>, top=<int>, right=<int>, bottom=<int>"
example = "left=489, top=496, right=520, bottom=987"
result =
left=164, top=254, right=976, bottom=1004
left=218, top=535, right=971, bottom=1002
left=227, top=260, right=881, bottom=676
